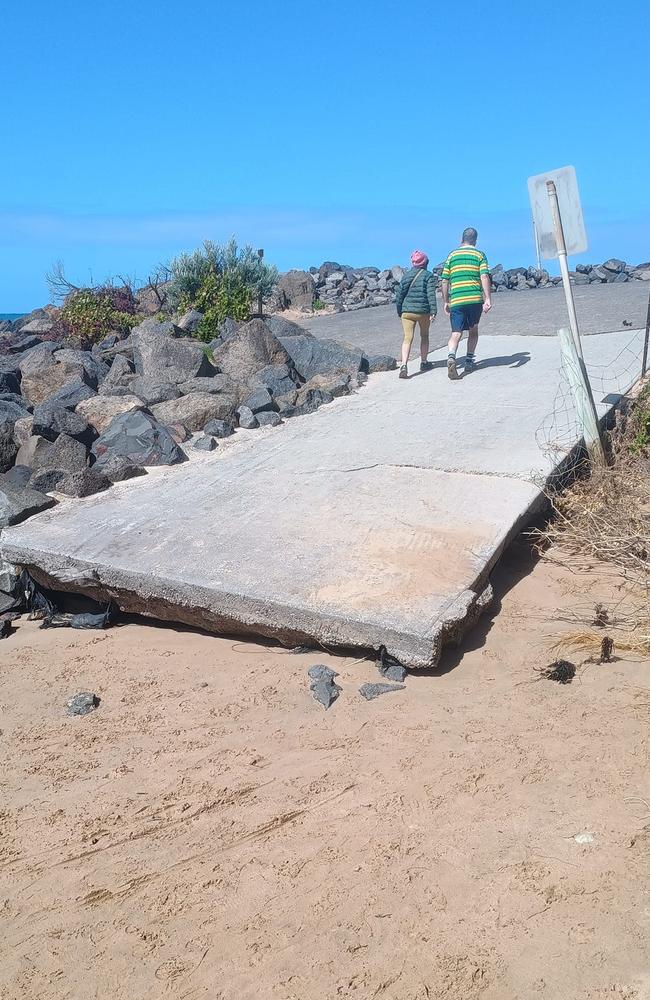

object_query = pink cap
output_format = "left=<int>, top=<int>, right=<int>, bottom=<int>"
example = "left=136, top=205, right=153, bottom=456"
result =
left=411, top=249, right=428, bottom=267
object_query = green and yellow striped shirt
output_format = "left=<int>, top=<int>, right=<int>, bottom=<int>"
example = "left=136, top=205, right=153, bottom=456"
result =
left=441, top=246, right=489, bottom=307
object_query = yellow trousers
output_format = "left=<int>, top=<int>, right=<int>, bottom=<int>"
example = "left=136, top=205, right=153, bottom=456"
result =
left=401, top=312, right=431, bottom=349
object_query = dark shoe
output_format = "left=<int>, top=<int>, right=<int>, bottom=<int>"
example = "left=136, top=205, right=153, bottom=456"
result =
left=447, top=357, right=460, bottom=380
left=464, top=358, right=477, bottom=373
left=420, top=360, right=433, bottom=372
left=399, top=364, right=408, bottom=379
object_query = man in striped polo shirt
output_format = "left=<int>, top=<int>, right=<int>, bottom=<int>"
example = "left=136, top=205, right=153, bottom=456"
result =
left=440, top=227, right=492, bottom=380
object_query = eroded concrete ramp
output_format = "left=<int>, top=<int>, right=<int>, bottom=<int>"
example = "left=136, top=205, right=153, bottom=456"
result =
left=1, top=332, right=642, bottom=667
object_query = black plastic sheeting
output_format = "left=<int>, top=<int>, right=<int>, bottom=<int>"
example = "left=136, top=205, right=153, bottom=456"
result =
left=1, top=569, right=116, bottom=633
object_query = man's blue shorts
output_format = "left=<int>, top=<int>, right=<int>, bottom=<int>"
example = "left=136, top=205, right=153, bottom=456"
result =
left=450, top=302, right=483, bottom=332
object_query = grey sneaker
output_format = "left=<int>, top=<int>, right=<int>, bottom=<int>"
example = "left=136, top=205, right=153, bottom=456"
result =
left=420, top=360, right=433, bottom=372
left=447, top=357, right=460, bottom=380
left=464, top=358, right=477, bottom=373
left=398, top=364, right=408, bottom=379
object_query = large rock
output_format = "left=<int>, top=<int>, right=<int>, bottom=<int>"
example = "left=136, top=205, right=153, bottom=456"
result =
left=100, top=455, right=147, bottom=483
left=276, top=271, right=316, bottom=311
left=18, top=318, right=53, bottom=335
left=248, top=364, right=297, bottom=397
left=0, top=372, right=20, bottom=395
left=19, top=345, right=95, bottom=406
left=92, top=410, right=186, bottom=468
left=367, top=355, right=397, bottom=373
left=76, top=394, right=143, bottom=434
left=602, top=258, right=626, bottom=273
left=0, top=483, right=56, bottom=528
left=32, top=402, right=96, bottom=446
left=129, top=376, right=179, bottom=406
left=263, top=315, right=311, bottom=339
left=151, top=392, right=238, bottom=432
left=27, top=433, right=89, bottom=475
left=279, top=335, right=364, bottom=381
left=240, top=387, right=277, bottom=415
left=55, top=349, right=109, bottom=386
left=0, top=398, right=31, bottom=428
left=46, top=380, right=96, bottom=410
left=210, top=319, right=290, bottom=382
left=176, top=309, right=203, bottom=334
left=203, top=418, right=235, bottom=438
left=58, top=468, right=111, bottom=498
left=282, top=387, right=334, bottom=418
left=0, top=423, right=18, bottom=472
left=30, top=469, right=66, bottom=494
left=12, top=416, right=33, bottom=449
left=98, top=354, right=134, bottom=396
left=131, top=318, right=214, bottom=384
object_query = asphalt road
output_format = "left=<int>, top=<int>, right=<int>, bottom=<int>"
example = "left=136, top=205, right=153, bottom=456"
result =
left=302, top=281, right=650, bottom=358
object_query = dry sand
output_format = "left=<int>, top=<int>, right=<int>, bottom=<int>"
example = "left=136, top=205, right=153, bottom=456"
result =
left=1, top=538, right=649, bottom=1000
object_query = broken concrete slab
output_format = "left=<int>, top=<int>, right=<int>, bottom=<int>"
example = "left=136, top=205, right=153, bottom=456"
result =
left=0, top=331, right=644, bottom=668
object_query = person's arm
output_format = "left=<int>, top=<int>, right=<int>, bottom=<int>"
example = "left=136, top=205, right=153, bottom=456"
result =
left=440, top=258, right=451, bottom=314
left=395, top=275, right=407, bottom=316
left=480, top=254, right=492, bottom=313
left=427, top=273, right=437, bottom=317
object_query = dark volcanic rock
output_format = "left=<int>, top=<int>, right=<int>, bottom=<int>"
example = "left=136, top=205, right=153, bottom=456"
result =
left=0, top=399, right=31, bottom=425
left=256, top=411, right=283, bottom=428
left=282, top=388, right=334, bottom=418
left=99, top=354, right=135, bottom=396
left=0, top=483, right=57, bottom=527
left=308, top=664, right=341, bottom=710
left=279, top=335, right=364, bottom=381
left=359, top=682, right=406, bottom=701
left=46, top=380, right=96, bottom=411
left=30, top=468, right=66, bottom=493
left=0, top=423, right=18, bottom=472
left=58, top=468, right=111, bottom=498
left=241, top=387, right=277, bottom=414
left=276, top=270, right=316, bottom=311
left=248, top=363, right=297, bottom=397
left=165, top=422, right=191, bottom=444
left=236, top=405, right=258, bottom=429
left=1, top=465, right=32, bottom=488
left=263, top=315, right=311, bottom=339
left=0, top=372, right=21, bottom=395
left=100, top=455, right=147, bottom=483
left=367, top=354, right=397, bottom=373
left=176, top=309, right=203, bottom=334
left=130, top=376, right=180, bottom=405
left=92, top=410, right=186, bottom=468
left=32, top=402, right=96, bottom=446
left=19, top=345, right=95, bottom=406
left=30, top=433, right=89, bottom=475
left=177, top=375, right=239, bottom=397
left=194, top=434, right=217, bottom=452
left=211, top=319, right=290, bottom=382
left=203, top=418, right=235, bottom=438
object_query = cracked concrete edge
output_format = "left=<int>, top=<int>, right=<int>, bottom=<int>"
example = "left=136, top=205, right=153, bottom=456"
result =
left=1, top=486, right=547, bottom=669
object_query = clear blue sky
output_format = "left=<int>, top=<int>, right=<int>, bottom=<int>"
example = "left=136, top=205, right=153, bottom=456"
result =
left=3, top=0, right=649, bottom=310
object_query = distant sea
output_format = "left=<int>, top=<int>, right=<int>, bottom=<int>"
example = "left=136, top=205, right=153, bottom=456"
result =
left=0, top=313, right=24, bottom=321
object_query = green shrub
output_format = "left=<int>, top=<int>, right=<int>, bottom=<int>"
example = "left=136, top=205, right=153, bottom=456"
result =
left=168, top=238, right=278, bottom=342
left=57, top=287, right=137, bottom=347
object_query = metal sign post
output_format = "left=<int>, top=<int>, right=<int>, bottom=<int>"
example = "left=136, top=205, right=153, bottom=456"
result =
left=528, top=165, right=605, bottom=464
left=257, top=248, right=265, bottom=319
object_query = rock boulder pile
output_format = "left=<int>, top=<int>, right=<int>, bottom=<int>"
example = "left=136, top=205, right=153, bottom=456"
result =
left=0, top=315, right=396, bottom=538
left=269, top=258, right=650, bottom=313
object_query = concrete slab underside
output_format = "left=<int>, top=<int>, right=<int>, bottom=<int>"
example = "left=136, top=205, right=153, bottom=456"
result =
left=2, top=331, right=644, bottom=667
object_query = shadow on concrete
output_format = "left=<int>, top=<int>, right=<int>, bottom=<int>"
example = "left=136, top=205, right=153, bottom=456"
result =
left=472, top=351, right=531, bottom=371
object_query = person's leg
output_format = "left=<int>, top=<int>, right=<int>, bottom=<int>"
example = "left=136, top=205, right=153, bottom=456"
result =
left=447, top=308, right=464, bottom=380
left=464, top=304, right=482, bottom=369
left=418, top=315, right=431, bottom=367
left=400, top=313, right=416, bottom=376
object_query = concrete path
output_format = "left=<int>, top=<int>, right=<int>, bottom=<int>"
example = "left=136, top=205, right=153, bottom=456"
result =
left=303, top=282, right=650, bottom=358
left=2, top=326, right=645, bottom=668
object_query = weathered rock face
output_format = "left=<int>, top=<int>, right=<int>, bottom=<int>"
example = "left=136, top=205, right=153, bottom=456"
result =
left=279, top=335, right=364, bottom=381
left=211, top=319, right=290, bottom=382
left=32, top=402, right=96, bottom=446
left=275, top=270, right=316, bottom=312
left=0, top=372, right=20, bottom=395
left=151, top=392, right=239, bottom=432
left=129, top=376, right=180, bottom=406
left=248, top=364, right=297, bottom=397
left=91, top=410, right=186, bottom=468
left=46, top=380, right=96, bottom=410
left=0, top=483, right=56, bottom=527
left=28, top=433, right=90, bottom=475
left=131, top=319, right=214, bottom=384
left=99, top=354, right=134, bottom=396
left=76, top=394, right=143, bottom=434
left=177, top=375, right=239, bottom=397
left=0, top=424, right=18, bottom=472
left=58, top=468, right=111, bottom=498
left=100, top=455, right=147, bottom=483
left=19, top=345, right=94, bottom=406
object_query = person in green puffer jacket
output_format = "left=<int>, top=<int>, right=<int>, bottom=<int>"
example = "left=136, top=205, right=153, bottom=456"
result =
left=395, top=249, right=438, bottom=379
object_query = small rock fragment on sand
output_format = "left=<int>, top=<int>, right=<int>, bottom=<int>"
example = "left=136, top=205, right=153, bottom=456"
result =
left=66, top=691, right=100, bottom=716
left=308, top=664, right=341, bottom=710
left=359, top=682, right=405, bottom=701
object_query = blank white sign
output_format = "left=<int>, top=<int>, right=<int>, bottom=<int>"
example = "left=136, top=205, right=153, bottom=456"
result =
left=527, top=165, right=588, bottom=260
